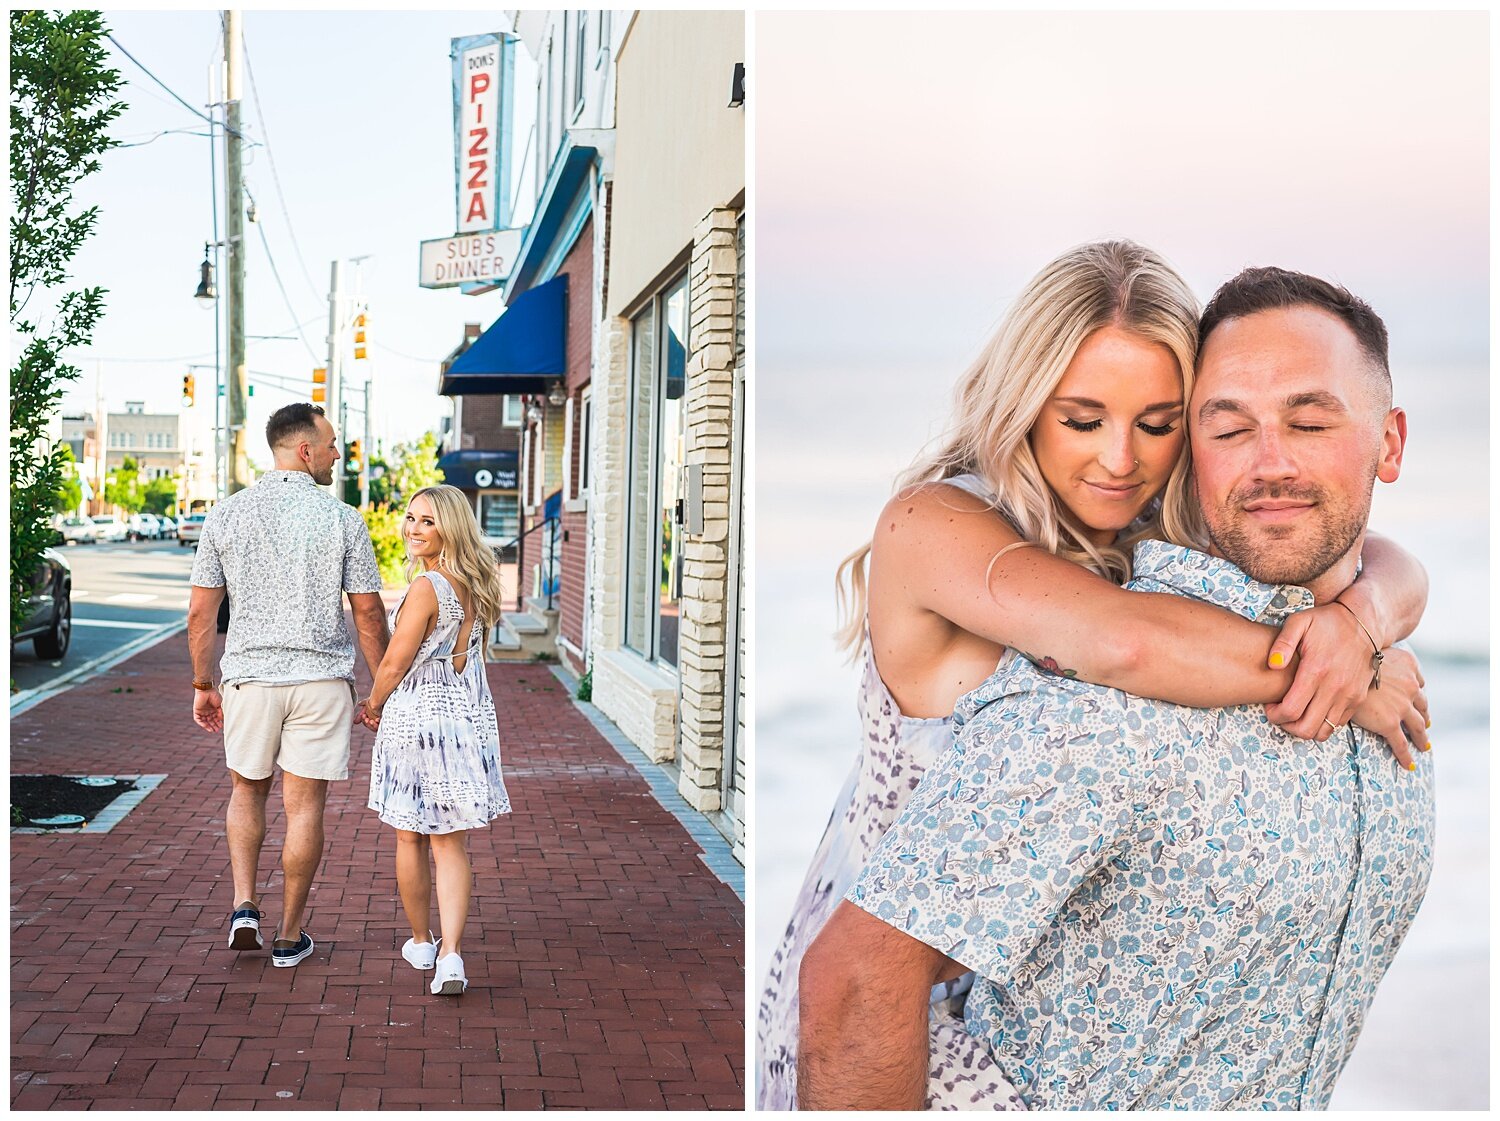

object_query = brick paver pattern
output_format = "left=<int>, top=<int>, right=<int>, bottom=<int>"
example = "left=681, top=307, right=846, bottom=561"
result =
left=11, top=630, right=744, bottom=1110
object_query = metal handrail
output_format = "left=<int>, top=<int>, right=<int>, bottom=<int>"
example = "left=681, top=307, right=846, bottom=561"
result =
left=501, top=514, right=560, bottom=613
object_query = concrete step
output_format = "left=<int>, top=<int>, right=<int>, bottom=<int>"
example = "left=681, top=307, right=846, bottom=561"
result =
left=504, top=611, right=548, bottom=635
left=486, top=611, right=559, bottom=663
left=524, top=595, right=559, bottom=618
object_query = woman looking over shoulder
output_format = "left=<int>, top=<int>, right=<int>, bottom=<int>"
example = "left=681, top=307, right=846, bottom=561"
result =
left=755, top=241, right=1430, bottom=1110
left=363, top=485, right=512, bottom=998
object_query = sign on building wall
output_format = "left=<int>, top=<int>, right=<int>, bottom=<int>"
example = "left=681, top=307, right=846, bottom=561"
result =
left=419, top=229, right=525, bottom=289
left=451, top=33, right=514, bottom=235
left=418, top=32, right=521, bottom=295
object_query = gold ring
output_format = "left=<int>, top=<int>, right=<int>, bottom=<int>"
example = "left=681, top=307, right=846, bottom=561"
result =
left=1324, top=718, right=1339, bottom=732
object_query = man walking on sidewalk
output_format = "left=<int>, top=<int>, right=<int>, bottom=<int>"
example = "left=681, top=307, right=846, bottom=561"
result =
left=187, top=403, right=390, bottom=967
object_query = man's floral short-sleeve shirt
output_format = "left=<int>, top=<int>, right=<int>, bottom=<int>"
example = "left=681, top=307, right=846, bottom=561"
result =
left=848, top=541, right=1434, bottom=1110
left=190, top=469, right=384, bottom=685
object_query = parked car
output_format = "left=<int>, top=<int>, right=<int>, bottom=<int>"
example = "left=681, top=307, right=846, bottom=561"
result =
left=155, top=515, right=178, bottom=539
left=90, top=515, right=127, bottom=542
left=178, top=513, right=207, bottom=547
left=127, top=513, right=160, bottom=541
left=13, top=547, right=72, bottom=659
left=56, top=517, right=98, bottom=545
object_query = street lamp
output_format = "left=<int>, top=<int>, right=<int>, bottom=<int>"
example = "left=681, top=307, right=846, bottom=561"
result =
left=194, top=244, right=216, bottom=307
left=547, top=380, right=567, bottom=407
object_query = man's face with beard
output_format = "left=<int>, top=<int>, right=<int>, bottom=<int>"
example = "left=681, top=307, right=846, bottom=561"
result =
left=1190, top=305, right=1406, bottom=593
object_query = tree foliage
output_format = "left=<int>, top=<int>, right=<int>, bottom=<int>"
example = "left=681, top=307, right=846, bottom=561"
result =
left=104, top=454, right=144, bottom=515
left=10, top=9, right=124, bottom=636
left=142, top=474, right=178, bottom=517
left=361, top=504, right=406, bottom=588
left=52, top=442, right=83, bottom=514
left=389, top=431, right=445, bottom=507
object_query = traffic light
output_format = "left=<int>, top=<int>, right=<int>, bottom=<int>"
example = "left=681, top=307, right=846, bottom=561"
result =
left=182, top=374, right=195, bottom=408
left=353, top=313, right=367, bottom=361
left=312, top=366, right=326, bottom=404
left=347, top=439, right=363, bottom=473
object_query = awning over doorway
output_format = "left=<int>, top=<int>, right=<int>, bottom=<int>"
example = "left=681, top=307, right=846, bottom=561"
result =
left=439, top=274, right=567, bottom=396
left=437, top=449, right=519, bottom=490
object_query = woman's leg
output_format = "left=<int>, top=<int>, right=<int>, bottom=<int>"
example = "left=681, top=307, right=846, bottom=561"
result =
left=428, top=829, right=471, bottom=956
left=394, top=829, right=433, bottom=943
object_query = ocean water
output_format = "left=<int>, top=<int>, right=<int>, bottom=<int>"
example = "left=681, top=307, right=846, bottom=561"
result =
left=753, top=362, right=1488, bottom=1108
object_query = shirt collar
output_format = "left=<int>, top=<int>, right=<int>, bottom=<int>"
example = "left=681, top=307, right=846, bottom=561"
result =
left=1130, top=539, right=1316, bottom=624
left=259, top=468, right=318, bottom=487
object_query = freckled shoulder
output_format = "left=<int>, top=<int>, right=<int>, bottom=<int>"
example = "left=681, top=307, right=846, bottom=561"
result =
left=873, top=481, right=1024, bottom=565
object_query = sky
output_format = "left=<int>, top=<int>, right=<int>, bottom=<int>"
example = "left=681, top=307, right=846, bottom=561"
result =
left=40, top=9, right=538, bottom=471
left=757, top=10, right=1488, bottom=372
left=755, top=9, right=1489, bottom=651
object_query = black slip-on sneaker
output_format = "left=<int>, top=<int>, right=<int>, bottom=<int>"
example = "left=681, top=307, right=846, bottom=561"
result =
left=271, top=930, right=315, bottom=968
left=228, top=902, right=263, bottom=951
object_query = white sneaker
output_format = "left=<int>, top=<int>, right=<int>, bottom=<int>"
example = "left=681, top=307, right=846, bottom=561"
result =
left=401, top=933, right=438, bottom=971
left=431, top=952, right=467, bottom=995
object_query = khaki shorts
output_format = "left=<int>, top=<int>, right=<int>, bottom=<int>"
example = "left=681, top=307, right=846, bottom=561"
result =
left=221, top=679, right=356, bottom=781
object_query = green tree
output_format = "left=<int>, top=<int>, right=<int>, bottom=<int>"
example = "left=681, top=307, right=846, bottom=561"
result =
left=367, top=449, right=393, bottom=507
left=104, top=454, right=144, bottom=514
left=142, top=474, right=178, bottom=516
left=361, top=505, right=405, bottom=588
left=389, top=430, right=444, bottom=506
left=10, top=10, right=124, bottom=636
left=52, top=442, right=83, bottom=514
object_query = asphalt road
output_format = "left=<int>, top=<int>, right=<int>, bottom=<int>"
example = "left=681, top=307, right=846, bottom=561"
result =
left=10, top=536, right=198, bottom=696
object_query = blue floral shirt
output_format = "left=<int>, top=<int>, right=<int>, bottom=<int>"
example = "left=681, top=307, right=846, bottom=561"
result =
left=848, top=541, right=1434, bottom=1110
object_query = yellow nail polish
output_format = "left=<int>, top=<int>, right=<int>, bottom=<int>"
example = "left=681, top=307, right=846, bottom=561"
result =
left=1425, top=718, right=1431, bottom=729
left=1269, top=652, right=1285, bottom=668
left=1406, top=761, right=1416, bottom=771
left=1424, top=742, right=1432, bottom=752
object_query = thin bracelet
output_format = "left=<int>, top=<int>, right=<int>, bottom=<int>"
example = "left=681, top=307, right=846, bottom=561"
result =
left=1333, top=598, right=1384, bottom=689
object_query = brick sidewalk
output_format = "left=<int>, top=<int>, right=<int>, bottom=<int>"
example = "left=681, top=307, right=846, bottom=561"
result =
left=10, top=630, right=744, bottom=1110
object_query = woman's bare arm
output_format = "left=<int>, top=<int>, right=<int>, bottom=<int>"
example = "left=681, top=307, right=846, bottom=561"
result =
left=876, top=484, right=1428, bottom=740
left=367, top=578, right=438, bottom=711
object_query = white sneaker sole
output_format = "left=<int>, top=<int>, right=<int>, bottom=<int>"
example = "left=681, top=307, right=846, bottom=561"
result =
left=432, top=976, right=467, bottom=996
left=228, top=919, right=262, bottom=951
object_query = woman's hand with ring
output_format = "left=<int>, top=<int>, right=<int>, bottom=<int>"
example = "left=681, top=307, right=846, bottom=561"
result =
left=1264, top=604, right=1381, bottom=742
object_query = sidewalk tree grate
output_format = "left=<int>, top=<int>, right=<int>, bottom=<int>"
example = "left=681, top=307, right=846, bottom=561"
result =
left=10, top=774, right=166, bottom=834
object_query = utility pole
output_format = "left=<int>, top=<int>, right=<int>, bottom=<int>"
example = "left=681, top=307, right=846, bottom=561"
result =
left=326, top=258, right=344, bottom=495
left=224, top=9, right=249, bottom=493
left=361, top=379, right=372, bottom=508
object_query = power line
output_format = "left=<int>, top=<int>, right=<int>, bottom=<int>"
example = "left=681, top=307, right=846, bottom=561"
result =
left=252, top=217, right=320, bottom=362
left=115, top=127, right=213, bottom=149
left=240, top=25, right=323, bottom=304
left=371, top=340, right=443, bottom=364
left=105, top=32, right=253, bottom=142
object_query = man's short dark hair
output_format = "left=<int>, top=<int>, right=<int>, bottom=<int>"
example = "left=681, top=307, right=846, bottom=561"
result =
left=1198, top=267, right=1390, bottom=390
left=265, top=402, right=326, bottom=451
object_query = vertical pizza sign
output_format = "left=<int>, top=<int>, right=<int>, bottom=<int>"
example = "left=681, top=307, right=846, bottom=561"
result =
left=453, top=34, right=513, bottom=236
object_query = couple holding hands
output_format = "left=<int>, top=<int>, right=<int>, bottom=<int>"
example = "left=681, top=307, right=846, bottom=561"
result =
left=188, top=403, right=510, bottom=997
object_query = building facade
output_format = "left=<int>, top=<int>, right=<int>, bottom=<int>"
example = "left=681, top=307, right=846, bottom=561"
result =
left=431, top=11, right=746, bottom=860
left=589, top=11, right=747, bottom=858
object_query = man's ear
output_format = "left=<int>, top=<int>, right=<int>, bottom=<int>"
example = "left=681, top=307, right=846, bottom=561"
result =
left=1375, top=406, right=1406, bottom=484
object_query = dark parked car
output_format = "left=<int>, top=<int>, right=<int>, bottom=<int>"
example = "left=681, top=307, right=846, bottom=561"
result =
left=14, top=547, right=72, bottom=659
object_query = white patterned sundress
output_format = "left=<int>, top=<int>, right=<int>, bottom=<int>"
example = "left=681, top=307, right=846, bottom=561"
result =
left=756, top=474, right=1025, bottom=1111
left=367, top=570, right=511, bottom=835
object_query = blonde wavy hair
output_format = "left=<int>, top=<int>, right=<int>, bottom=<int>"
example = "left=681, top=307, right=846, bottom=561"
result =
left=403, top=484, right=508, bottom=635
left=836, top=239, right=1207, bottom=656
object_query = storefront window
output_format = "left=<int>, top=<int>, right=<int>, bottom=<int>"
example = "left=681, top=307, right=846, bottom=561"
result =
left=624, top=272, right=688, bottom=667
left=479, top=492, right=520, bottom=543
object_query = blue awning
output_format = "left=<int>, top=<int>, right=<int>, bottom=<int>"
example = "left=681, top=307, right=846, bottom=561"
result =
left=440, top=274, right=567, bottom=396
left=437, top=450, right=518, bottom=490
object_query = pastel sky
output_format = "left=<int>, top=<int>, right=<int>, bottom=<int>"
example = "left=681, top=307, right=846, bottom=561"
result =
left=757, top=10, right=1488, bottom=370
